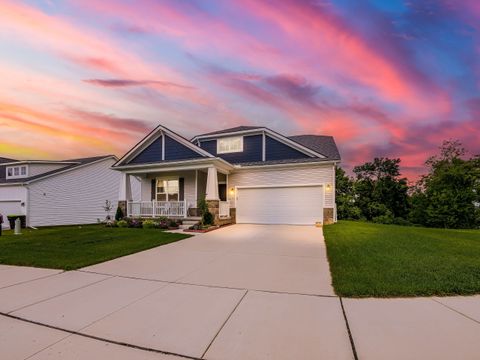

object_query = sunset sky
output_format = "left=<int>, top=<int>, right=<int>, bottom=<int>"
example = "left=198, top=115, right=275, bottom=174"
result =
left=1, top=0, right=479, bottom=180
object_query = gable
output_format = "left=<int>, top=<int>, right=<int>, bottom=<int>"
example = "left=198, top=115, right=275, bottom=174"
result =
left=128, top=135, right=204, bottom=165
left=199, top=134, right=263, bottom=164
left=164, top=135, right=204, bottom=161
left=266, top=136, right=310, bottom=161
left=128, top=137, right=163, bottom=164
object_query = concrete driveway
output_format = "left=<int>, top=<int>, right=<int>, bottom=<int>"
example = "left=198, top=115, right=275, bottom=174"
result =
left=0, top=224, right=354, bottom=360
left=2, top=224, right=480, bottom=359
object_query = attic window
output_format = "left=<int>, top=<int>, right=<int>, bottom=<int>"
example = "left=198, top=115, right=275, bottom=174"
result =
left=217, top=136, right=243, bottom=154
left=6, top=165, right=27, bottom=179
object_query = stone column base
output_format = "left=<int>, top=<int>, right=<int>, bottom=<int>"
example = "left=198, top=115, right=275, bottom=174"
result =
left=118, top=200, right=127, bottom=218
left=206, top=200, right=220, bottom=225
left=323, top=208, right=334, bottom=225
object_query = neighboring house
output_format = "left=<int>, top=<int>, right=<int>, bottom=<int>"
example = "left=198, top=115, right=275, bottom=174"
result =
left=0, top=155, right=126, bottom=229
left=114, top=125, right=341, bottom=225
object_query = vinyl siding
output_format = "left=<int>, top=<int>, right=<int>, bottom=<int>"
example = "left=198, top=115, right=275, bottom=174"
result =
left=28, top=163, right=70, bottom=177
left=128, top=137, right=163, bottom=164
left=139, top=170, right=197, bottom=209
left=265, top=135, right=309, bottom=161
left=0, top=185, right=27, bottom=228
left=164, top=136, right=204, bottom=161
left=199, top=135, right=263, bottom=163
left=28, top=158, right=121, bottom=227
left=228, top=164, right=335, bottom=208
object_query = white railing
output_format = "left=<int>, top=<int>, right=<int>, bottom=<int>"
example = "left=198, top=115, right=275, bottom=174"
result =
left=219, top=201, right=230, bottom=218
left=127, top=200, right=187, bottom=218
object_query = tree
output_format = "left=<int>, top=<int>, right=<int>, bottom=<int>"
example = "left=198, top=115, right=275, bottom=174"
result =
left=335, top=166, right=361, bottom=219
left=410, top=140, right=480, bottom=228
left=353, top=158, right=409, bottom=221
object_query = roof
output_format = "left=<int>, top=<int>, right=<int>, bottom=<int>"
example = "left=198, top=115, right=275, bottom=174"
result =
left=193, top=125, right=263, bottom=138
left=288, top=135, right=341, bottom=161
left=0, top=157, right=17, bottom=164
left=0, top=155, right=115, bottom=184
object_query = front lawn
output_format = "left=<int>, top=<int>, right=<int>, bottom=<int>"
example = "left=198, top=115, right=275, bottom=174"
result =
left=0, top=225, right=191, bottom=270
left=324, top=221, right=480, bottom=297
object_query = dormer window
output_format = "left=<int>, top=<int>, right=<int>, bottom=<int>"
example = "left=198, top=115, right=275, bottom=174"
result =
left=217, top=136, right=243, bottom=154
left=6, top=165, right=28, bottom=179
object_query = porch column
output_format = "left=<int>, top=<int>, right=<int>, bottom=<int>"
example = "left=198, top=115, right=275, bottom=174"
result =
left=118, top=173, right=132, bottom=217
left=205, top=167, right=220, bottom=225
left=205, top=167, right=219, bottom=200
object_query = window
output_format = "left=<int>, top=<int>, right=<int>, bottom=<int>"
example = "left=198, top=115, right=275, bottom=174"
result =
left=14, top=167, right=19, bottom=176
left=156, top=178, right=179, bottom=201
left=217, top=136, right=243, bottom=154
left=6, top=165, right=28, bottom=178
left=20, top=166, right=27, bottom=175
left=7, top=168, right=13, bottom=177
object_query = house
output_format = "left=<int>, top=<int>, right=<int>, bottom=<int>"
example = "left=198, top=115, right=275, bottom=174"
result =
left=114, top=125, right=340, bottom=225
left=0, top=155, right=126, bottom=229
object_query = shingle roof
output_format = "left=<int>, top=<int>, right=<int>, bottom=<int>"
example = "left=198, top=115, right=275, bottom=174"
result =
left=0, top=157, right=17, bottom=164
left=0, top=155, right=115, bottom=184
left=194, top=125, right=263, bottom=138
left=288, top=135, right=341, bottom=161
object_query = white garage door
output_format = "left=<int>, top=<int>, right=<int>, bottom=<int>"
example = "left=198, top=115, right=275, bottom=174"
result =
left=236, top=185, right=324, bottom=225
left=0, top=201, right=22, bottom=229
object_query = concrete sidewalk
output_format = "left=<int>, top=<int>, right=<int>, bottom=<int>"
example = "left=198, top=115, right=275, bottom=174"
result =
left=1, top=225, right=480, bottom=359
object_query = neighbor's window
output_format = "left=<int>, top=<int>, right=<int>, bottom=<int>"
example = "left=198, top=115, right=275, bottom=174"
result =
left=217, top=136, right=243, bottom=154
left=156, top=179, right=179, bottom=201
left=20, top=166, right=27, bottom=175
left=7, top=167, right=13, bottom=177
left=13, top=167, right=19, bottom=176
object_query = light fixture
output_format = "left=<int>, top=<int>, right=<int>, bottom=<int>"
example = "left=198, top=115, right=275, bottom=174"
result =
left=326, top=184, right=332, bottom=191
left=229, top=187, right=235, bottom=196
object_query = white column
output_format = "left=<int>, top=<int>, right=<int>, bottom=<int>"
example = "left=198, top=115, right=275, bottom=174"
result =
left=118, top=173, right=132, bottom=201
left=205, top=167, right=219, bottom=200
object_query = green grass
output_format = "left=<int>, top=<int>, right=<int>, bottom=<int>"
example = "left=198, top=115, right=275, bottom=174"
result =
left=324, top=221, right=480, bottom=297
left=0, top=225, right=191, bottom=270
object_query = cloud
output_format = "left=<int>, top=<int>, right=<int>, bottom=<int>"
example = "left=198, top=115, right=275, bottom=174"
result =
left=83, top=78, right=194, bottom=89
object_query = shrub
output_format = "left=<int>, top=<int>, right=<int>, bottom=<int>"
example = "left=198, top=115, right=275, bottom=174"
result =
left=168, top=220, right=178, bottom=228
left=128, top=218, right=143, bottom=228
left=117, top=220, right=128, bottom=228
left=202, top=211, right=214, bottom=226
left=372, top=213, right=394, bottom=224
left=143, top=220, right=157, bottom=229
left=115, top=206, right=124, bottom=221
left=392, top=217, right=412, bottom=226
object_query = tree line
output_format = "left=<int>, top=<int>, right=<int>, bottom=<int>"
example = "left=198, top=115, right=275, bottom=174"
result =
left=336, top=140, right=480, bottom=229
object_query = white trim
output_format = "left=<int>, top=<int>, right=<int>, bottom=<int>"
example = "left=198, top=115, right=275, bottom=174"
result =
left=262, top=131, right=266, bottom=162
left=1, top=161, right=79, bottom=166
left=217, top=136, right=244, bottom=154
left=194, top=169, right=198, bottom=203
left=233, top=160, right=339, bottom=170
left=236, top=183, right=324, bottom=190
left=114, top=125, right=213, bottom=167
left=192, top=127, right=326, bottom=158
left=113, top=157, right=234, bottom=173
left=161, top=131, right=165, bottom=161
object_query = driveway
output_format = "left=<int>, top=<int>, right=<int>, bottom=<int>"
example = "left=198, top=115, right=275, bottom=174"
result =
left=0, top=224, right=354, bottom=360
left=2, top=225, right=480, bottom=359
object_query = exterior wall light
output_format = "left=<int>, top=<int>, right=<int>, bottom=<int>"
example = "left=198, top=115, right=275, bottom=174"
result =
left=229, top=187, right=235, bottom=196
left=326, top=184, right=332, bottom=191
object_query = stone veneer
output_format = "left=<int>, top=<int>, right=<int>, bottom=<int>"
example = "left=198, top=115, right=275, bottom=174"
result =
left=323, top=208, right=334, bottom=225
left=118, top=200, right=127, bottom=218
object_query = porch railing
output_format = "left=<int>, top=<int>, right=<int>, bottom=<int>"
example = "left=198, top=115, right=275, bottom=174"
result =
left=127, top=200, right=187, bottom=218
left=219, top=200, right=230, bottom=218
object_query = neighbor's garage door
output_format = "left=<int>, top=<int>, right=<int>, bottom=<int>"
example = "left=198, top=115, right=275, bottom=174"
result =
left=236, top=185, right=324, bottom=225
left=0, top=201, right=22, bottom=229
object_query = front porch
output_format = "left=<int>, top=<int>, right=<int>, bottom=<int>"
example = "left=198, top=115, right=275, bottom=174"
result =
left=117, top=159, right=235, bottom=224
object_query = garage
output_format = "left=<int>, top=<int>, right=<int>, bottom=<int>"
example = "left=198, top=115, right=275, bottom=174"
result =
left=236, top=185, right=324, bottom=225
left=0, top=201, right=22, bottom=229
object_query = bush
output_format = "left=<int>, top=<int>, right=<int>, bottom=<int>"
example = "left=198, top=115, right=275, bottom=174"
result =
left=392, top=217, right=412, bottom=226
left=372, top=215, right=394, bottom=224
left=115, top=206, right=124, bottom=221
left=202, top=211, right=214, bottom=226
left=126, top=218, right=143, bottom=228
left=117, top=220, right=128, bottom=228
left=143, top=220, right=157, bottom=229
left=168, top=220, right=178, bottom=228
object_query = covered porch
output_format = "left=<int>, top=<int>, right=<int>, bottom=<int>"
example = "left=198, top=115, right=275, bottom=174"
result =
left=117, top=158, right=234, bottom=223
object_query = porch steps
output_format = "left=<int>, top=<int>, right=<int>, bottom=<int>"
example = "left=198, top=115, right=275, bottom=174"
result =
left=180, top=217, right=201, bottom=230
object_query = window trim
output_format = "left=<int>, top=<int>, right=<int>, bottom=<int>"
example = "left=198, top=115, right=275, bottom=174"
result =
left=217, top=136, right=244, bottom=154
left=6, top=165, right=28, bottom=179
left=155, top=177, right=180, bottom=202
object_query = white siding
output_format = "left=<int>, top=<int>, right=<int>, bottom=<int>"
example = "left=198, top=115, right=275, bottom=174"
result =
left=0, top=185, right=27, bottom=229
left=28, top=158, right=121, bottom=227
left=28, top=163, right=69, bottom=177
left=140, top=171, right=197, bottom=209
left=228, top=164, right=335, bottom=208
